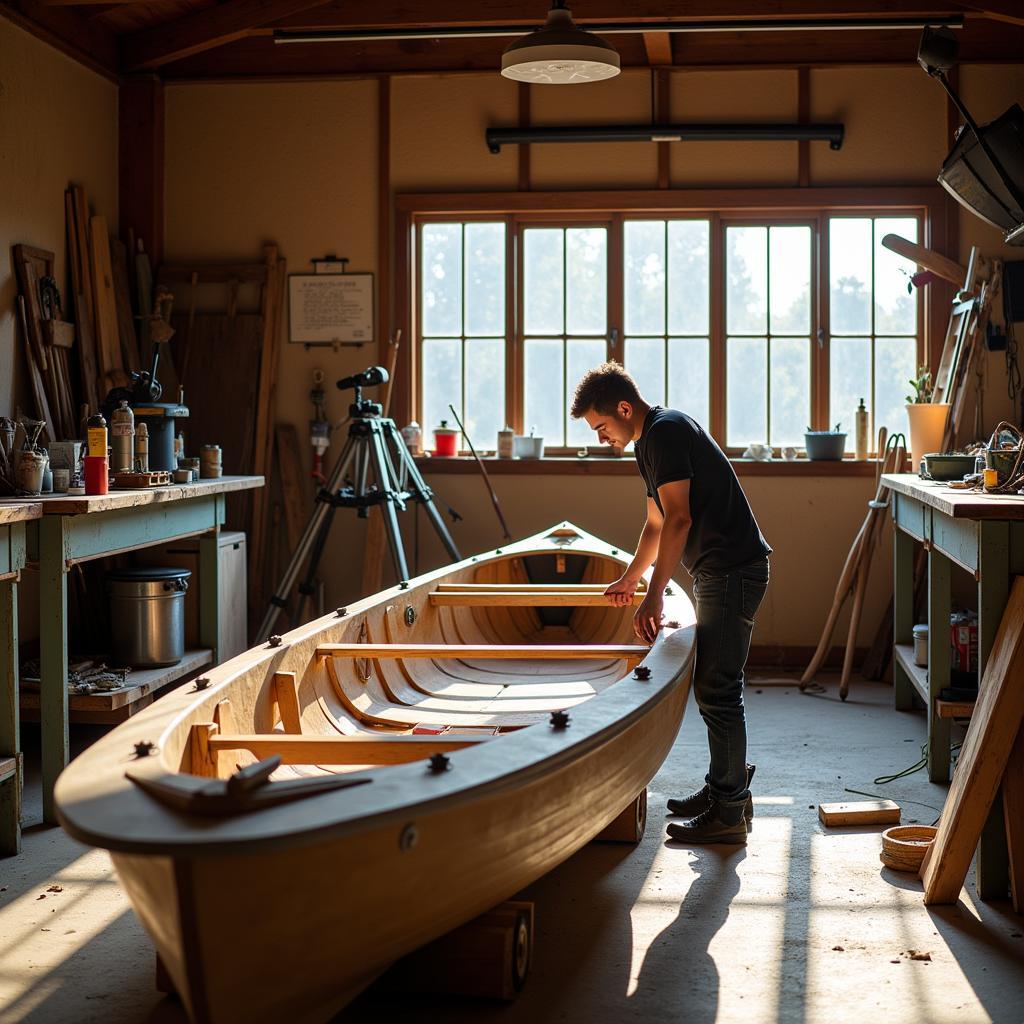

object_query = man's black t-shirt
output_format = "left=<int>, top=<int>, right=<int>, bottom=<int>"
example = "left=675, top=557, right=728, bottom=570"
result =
left=634, top=406, right=771, bottom=577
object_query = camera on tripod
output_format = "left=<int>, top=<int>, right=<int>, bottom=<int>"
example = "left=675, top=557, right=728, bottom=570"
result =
left=337, top=365, right=389, bottom=417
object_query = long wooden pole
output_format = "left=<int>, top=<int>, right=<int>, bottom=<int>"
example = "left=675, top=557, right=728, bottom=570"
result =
left=447, top=403, right=512, bottom=543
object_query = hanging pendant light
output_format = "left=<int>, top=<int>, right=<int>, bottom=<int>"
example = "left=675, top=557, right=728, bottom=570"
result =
left=501, top=2, right=620, bottom=85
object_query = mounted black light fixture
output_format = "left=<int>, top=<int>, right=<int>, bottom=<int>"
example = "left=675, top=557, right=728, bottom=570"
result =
left=918, top=25, right=1024, bottom=245
left=486, top=122, right=844, bottom=153
left=499, top=1, right=619, bottom=84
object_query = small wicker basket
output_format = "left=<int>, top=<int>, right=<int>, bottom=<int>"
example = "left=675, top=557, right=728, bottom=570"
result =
left=879, top=825, right=937, bottom=873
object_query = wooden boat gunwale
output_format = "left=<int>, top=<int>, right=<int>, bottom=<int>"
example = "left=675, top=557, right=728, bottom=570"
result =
left=55, top=523, right=696, bottom=859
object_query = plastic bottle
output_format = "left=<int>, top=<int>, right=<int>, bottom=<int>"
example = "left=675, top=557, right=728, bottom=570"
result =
left=110, top=400, right=135, bottom=473
left=498, top=425, right=515, bottom=459
left=854, top=398, right=869, bottom=461
left=86, top=412, right=108, bottom=458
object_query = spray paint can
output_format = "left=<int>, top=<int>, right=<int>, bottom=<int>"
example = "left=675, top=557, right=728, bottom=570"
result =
left=111, top=400, right=135, bottom=473
left=134, top=422, right=149, bottom=472
left=86, top=412, right=108, bottom=458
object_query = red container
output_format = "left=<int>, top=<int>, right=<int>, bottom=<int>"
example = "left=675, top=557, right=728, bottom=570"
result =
left=950, top=620, right=978, bottom=674
left=433, top=427, right=459, bottom=457
left=84, top=455, right=109, bottom=495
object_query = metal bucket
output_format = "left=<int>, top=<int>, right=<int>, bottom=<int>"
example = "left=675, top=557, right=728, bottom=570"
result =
left=106, top=567, right=190, bottom=667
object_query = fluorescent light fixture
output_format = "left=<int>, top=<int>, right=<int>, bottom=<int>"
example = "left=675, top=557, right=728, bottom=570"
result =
left=500, top=2, right=620, bottom=85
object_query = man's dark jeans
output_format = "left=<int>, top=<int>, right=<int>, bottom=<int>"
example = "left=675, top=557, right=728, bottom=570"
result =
left=691, top=556, right=770, bottom=824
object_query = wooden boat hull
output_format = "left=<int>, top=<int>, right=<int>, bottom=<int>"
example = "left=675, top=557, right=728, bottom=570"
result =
left=56, top=524, right=696, bottom=1023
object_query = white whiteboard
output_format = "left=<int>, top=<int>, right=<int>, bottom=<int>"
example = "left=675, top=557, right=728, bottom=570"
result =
left=288, top=273, right=374, bottom=344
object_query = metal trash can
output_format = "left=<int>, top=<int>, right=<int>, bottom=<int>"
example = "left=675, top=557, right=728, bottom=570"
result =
left=106, top=567, right=191, bottom=667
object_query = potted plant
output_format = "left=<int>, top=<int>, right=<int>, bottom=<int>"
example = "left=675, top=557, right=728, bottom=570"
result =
left=804, top=423, right=847, bottom=461
left=905, top=366, right=950, bottom=474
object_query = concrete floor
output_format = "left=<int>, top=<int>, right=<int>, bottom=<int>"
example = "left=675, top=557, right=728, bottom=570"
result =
left=1, top=675, right=1022, bottom=1024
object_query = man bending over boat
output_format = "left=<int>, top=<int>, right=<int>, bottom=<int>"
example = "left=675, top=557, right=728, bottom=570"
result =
left=570, top=362, right=771, bottom=845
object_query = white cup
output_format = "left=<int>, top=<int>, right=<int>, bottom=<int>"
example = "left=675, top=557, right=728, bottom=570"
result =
left=782, top=446, right=798, bottom=461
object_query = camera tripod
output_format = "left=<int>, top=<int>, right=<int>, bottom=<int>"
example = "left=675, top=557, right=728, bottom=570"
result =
left=257, top=367, right=461, bottom=639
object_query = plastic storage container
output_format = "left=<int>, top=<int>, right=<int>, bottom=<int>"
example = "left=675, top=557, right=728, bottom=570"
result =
left=107, top=567, right=190, bottom=667
left=912, top=623, right=928, bottom=667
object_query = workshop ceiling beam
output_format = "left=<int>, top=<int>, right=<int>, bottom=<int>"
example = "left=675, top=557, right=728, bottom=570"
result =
left=0, top=0, right=119, bottom=77
left=121, top=0, right=334, bottom=72
left=273, top=1, right=969, bottom=33
left=642, top=32, right=673, bottom=67
left=958, top=1, right=1024, bottom=27
left=156, top=15, right=1024, bottom=80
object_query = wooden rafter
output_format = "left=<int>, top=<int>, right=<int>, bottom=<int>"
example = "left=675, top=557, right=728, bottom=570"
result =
left=0, top=0, right=119, bottom=77
left=959, top=1, right=1024, bottom=27
left=642, top=31, right=672, bottom=66
left=121, top=0, right=334, bottom=71
left=273, top=1, right=968, bottom=32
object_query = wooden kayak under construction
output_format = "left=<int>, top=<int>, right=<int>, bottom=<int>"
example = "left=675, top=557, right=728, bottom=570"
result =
left=56, top=523, right=696, bottom=1024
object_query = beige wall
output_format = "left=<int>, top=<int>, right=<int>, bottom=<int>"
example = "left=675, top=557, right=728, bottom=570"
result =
left=0, top=17, right=119, bottom=419
left=162, top=64, right=1022, bottom=651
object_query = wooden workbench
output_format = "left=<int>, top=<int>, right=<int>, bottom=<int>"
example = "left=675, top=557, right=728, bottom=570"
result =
left=25, top=476, right=263, bottom=823
left=0, top=500, right=42, bottom=855
left=884, top=473, right=1024, bottom=900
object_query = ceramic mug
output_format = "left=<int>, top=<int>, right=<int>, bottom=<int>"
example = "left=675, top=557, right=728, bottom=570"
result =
left=782, top=446, right=798, bottom=461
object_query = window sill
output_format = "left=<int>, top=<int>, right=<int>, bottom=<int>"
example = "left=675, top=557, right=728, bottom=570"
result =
left=414, top=456, right=885, bottom=477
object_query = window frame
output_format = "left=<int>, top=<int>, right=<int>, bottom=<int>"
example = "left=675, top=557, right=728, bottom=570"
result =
left=395, top=188, right=948, bottom=458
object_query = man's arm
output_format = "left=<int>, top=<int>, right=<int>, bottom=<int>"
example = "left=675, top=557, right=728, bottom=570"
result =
left=634, top=480, right=692, bottom=642
left=605, top=498, right=663, bottom=607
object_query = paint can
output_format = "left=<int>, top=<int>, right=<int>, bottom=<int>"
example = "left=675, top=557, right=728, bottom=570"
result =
left=16, top=450, right=47, bottom=495
left=200, top=444, right=222, bottom=478
left=84, top=455, right=109, bottom=495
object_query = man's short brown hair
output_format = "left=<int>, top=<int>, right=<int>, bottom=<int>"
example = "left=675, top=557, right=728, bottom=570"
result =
left=570, top=361, right=643, bottom=418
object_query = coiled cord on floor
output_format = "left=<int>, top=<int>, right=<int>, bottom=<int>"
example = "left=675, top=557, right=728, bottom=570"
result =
left=840, top=739, right=962, bottom=825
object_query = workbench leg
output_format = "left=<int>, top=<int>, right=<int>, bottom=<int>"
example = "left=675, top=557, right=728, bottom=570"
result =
left=977, top=789, right=1010, bottom=902
left=977, top=523, right=1010, bottom=681
left=199, top=528, right=221, bottom=664
left=0, top=578, right=21, bottom=855
left=893, top=526, right=915, bottom=711
left=927, top=547, right=951, bottom=783
left=976, top=522, right=1012, bottom=901
left=39, top=516, right=69, bottom=825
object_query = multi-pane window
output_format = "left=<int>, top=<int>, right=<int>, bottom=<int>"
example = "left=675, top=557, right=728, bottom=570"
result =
left=523, top=227, right=608, bottom=448
left=725, top=225, right=812, bottom=448
left=828, top=217, right=919, bottom=448
left=415, top=208, right=922, bottom=455
left=623, top=220, right=711, bottom=431
left=420, top=222, right=506, bottom=445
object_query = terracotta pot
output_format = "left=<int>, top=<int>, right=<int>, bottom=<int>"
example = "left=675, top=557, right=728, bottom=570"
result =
left=905, top=403, right=950, bottom=473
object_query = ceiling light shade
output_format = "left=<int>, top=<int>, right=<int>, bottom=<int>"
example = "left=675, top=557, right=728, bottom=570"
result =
left=501, top=3, right=620, bottom=85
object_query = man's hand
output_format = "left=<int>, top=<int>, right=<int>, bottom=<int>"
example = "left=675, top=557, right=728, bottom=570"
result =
left=604, top=574, right=640, bottom=607
left=634, top=590, right=664, bottom=644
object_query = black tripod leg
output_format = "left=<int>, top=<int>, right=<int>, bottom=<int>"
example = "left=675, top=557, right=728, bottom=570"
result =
left=293, top=506, right=336, bottom=626
left=368, top=421, right=410, bottom=582
left=256, top=433, right=358, bottom=640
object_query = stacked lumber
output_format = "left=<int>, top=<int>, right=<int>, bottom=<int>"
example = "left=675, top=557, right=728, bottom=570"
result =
left=157, top=245, right=286, bottom=636
left=12, top=245, right=77, bottom=442
left=64, top=184, right=142, bottom=411
left=921, top=578, right=1024, bottom=905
